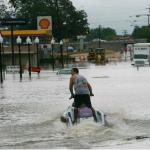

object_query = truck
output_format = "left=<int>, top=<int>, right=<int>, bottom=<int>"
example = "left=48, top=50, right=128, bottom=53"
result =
left=131, top=43, right=150, bottom=66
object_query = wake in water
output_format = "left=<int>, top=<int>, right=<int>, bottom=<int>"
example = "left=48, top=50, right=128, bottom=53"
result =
left=92, top=112, right=150, bottom=148
left=0, top=107, right=150, bottom=149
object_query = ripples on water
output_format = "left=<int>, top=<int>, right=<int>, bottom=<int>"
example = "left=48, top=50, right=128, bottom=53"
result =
left=0, top=63, right=150, bottom=148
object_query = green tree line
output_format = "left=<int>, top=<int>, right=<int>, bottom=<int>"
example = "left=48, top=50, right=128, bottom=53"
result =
left=132, top=26, right=150, bottom=42
left=86, top=27, right=117, bottom=41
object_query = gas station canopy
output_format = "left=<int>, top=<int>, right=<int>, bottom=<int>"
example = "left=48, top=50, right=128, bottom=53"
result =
left=1, top=30, right=51, bottom=37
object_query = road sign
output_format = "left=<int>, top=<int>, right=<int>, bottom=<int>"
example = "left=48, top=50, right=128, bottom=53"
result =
left=0, top=18, right=27, bottom=26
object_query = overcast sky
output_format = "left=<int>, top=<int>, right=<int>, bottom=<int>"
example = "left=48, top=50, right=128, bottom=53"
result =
left=71, top=0, right=150, bottom=35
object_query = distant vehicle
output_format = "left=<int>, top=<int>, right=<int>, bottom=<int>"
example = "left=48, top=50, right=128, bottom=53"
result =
left=56, top=68, right=71, bottom=75
left=6, top=65, right=20, bottom=73
left=131, top=43, right=150, bottom=66
left=92, top=39, right=107, bottom=42
left=88, top=50, right=95, bottom=61
left=67, top=46, right=74, bottom=52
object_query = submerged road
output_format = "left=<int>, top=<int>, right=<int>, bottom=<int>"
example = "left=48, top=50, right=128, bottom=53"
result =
left=0, top=62, right=150, bottom=148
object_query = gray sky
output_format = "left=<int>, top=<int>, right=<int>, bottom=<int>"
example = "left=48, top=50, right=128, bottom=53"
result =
left=71, top=0, right=150, bottom=35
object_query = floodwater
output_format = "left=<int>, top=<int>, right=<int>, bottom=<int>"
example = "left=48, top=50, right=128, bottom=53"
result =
left=1, top=61, right=150, bottom=149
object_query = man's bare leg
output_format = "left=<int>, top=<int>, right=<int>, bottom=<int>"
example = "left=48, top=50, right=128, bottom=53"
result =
left=73, top=108, right=78, bottom=124
left=91, top=107, right=97, bottom=122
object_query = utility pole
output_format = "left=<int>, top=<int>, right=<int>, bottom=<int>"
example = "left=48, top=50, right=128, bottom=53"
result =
left=146, top=5, right=150, bottom=26
left=55, top=0, right=64, bottom=68
left=0, top=34, right=3, bottom=83
left=55, top=0, right=62, bottom=41
left=11, top=25, right=15, bottom=65
left=98, top=25, right=101, bottom=48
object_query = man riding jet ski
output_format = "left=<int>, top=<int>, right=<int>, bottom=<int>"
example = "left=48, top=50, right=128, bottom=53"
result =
left=60, top=102, right=106, bottom=127
left=60, top=68, right=106, bottom=126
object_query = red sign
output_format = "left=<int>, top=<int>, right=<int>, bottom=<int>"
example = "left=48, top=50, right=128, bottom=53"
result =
left=28, top=67, right=41, bottom=73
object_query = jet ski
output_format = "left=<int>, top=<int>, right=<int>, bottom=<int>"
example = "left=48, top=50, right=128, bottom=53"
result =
left=60, top=104, right=106, bottom=127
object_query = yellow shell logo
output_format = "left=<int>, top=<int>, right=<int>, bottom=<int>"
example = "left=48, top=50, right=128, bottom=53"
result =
left=39, top=18, right=50, bottom=29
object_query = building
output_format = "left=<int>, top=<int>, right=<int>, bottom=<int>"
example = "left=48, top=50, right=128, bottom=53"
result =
left=1, top=29, right=51, bottom=67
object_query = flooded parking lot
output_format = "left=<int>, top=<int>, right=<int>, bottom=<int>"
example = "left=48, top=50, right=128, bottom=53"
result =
left=1, top=62, right=150, bottom=148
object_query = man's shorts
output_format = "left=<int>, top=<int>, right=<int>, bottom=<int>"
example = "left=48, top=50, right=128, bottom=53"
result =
left=74, top=94, right=92, bottom=108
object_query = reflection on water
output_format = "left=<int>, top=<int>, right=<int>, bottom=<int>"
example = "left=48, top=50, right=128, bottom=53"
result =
left=0, top=62, right=150, bottom=148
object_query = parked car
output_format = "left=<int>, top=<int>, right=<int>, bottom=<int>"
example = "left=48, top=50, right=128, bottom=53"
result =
left=68, top=46, right=74, bottom=52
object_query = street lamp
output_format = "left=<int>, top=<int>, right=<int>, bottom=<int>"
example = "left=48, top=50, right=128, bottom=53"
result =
left=0, top=34, right=3, bottom=83
left=34, top=37, right=40, bottom=74
left=26, top=36, right=32, bottom=78
left=51, top=38, right=55, bottom=71
left=16, top=36, right=22, bottom=81
left=60, top=40, right=64, bottom=68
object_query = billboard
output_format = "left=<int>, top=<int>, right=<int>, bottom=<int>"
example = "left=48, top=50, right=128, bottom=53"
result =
left=37, top=16, right=52, bottom=30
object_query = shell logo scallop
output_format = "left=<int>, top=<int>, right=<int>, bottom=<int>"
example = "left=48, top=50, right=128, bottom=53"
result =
left=39, top=18, right=50, bottom=29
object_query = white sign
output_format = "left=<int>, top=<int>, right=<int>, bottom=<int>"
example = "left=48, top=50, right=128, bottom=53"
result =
left=37, top=16, right=52, bottom=30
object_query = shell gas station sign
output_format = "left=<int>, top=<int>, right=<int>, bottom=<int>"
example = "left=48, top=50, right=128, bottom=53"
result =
left=37, top=16, right=52, bottom=30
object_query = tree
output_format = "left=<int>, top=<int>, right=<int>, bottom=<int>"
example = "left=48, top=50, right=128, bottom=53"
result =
left=8, top=0, right=89, bottom=41
left=132, top=26, right=150, bottom=42
left=86, top=27, right=116, bottom=41
left=0, top=2, right=16, bottom=30
left=0, top=3, right=15, bottom=19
